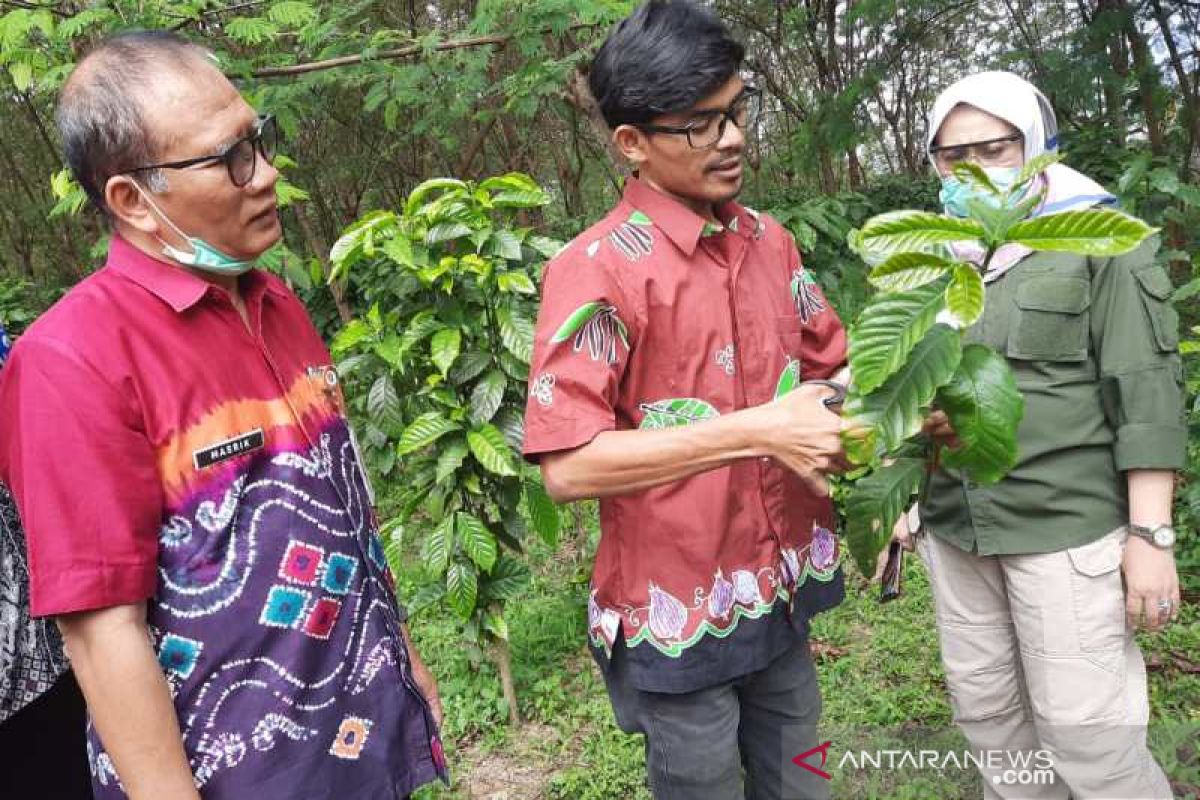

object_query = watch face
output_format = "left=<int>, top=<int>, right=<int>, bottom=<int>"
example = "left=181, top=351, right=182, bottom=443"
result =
left=1153, top=527, right=1176, bottom=547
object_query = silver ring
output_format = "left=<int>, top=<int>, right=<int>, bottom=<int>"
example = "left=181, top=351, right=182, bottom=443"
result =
left=1157, top=599, right=1173, bottom=611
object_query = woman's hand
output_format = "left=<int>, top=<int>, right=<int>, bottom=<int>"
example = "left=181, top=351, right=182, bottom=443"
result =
left=1121, top=536, right=1180, bottom=632
left=873, top=512, right=915, bottom=581
left=921, top=410, right=960, bottom=450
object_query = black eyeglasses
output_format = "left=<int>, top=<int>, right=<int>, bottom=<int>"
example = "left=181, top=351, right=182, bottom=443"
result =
left=636, top=87, right=761, bottom=149
left=928, top=132, right=1022, bottom=167
left=126, top=114, right=278, bottom=187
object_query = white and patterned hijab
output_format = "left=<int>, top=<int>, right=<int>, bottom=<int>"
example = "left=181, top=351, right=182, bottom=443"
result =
left=927, top=71, right=1117, bottom=282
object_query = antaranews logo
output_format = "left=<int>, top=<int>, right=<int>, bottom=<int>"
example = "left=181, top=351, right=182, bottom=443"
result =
left=791, top=740, right=1056, bottom=786
left=792, top=741, right=833, bottom=780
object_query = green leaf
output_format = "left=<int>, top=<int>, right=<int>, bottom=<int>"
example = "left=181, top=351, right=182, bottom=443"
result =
left=482, top=611, right=510, bottom=641
left=848, top=275, right=951, bottom=394
left=844, top=458, right=925, bottom=576
left=868, top=252, right=955, bottom=292
left=467, top=424, right=518, bottom=476
left=550, top=301, right=604, bottom=343
left=493, top=407, right=526, bottom=451
left=8, top=61, right=32, bottom=92
left=967, top=189, right=1045, bottom=245
left=479, top=173, right=542, bottom=194
left=407, top=582, right=446, bottom=616
left=331, top=319, right=374, bottom=356
left=944, top=264, right=984, bottom=327
left=638, top=398, right=720, bottom=429
left=470, top=369, right=507, bottom=423
left=268, top=0, right=317, bottom=26
left=458, top=512, right=498, bottom=572
left=524, top=480, right=560, bottom=547
left=397, top=412, right=460, bottom=455
left=492, top=189, right=549, bottom=208
left=450, top=352, right=492, bottom=384
left=496, top=270, right=537, bottom=294
left=426, top=222, right=473, bottom=245
left=436, top=437, right=469, bottom=483
left=951, top=162, right=1000, bottom=194
left=1013, top=152, right=1063, bottom=190
left=398, top=312, right=442, bottom=357
left=774, top=359, right=801, bottom=399
left=406, top=178, right=469, bottom=216
left=430, top=328, right=461, bottom=376
left=852, top=211, right=985, bottom=259
left=937, top=345, right=1024, bottom=484
left=225, top=16, right=278, bottom=45
left=490, top=230, right=524, bottom=260
left=499, top=352, right=530, bottom=381
left=446, top=562, right=479, bottom=618
left=844, top=324, right=963, bottom=451
left=1006, top=209, right=1158, bottom=256
left=422, top=514, right=454, bottom=575
left=367, top=375, right=403, bottom=433
left=480, top=556, right=530, bottom=602
left=497, top=306, right=534, bottom=362
left=527, top=235, right=563, bottom=259
left=382, top=235, right=415, bottom=268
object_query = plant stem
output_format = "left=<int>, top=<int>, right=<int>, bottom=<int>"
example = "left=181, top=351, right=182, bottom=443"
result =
left=492, top=636, right=521, bottom=727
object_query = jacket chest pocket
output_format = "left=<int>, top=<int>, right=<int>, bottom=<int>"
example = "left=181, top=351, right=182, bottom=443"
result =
left=1006, top=276, right=1091, bottom=362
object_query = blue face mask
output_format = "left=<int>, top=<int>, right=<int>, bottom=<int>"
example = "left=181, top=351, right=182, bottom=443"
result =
left=939, top=166, right=1025, bottom=218
left=135, top=184, right=256, bottom=276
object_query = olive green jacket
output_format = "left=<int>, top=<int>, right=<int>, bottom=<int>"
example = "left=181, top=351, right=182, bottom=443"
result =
left=923, top=238, right=1186, bottom=555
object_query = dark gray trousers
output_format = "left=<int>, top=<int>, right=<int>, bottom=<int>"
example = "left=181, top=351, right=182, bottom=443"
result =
left=602, top=637, right=830, bottom=800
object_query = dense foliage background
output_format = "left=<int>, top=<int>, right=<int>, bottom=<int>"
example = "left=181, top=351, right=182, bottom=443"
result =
left=1, top=1, right=1197, bottom=796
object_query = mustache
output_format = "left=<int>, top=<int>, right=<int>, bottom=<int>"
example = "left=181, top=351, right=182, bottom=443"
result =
left=706, top=156, right=743, bottom=172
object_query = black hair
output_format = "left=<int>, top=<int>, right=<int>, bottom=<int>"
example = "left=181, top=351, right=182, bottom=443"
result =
left=56, top=30, right=212, bottom=215
left=588, top=1, right=745, bottom=129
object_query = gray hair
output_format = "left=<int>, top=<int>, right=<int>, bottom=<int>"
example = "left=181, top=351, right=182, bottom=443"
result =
left=57, top=30, right=213, bottom=216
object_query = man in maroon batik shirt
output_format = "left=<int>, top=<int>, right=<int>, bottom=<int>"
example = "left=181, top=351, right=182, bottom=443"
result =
left=0, top=31, right=445, bottom=800
left=523, top=3, right=849, bottom=799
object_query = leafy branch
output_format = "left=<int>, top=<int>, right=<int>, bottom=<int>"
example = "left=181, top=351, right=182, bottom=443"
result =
left=840, top=154, right=1158, bottom=575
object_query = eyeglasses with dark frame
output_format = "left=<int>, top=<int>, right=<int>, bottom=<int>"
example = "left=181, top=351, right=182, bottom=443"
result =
left=125, top=114, right=278, bottom=188
left=928, top=132, right=1023, bottom=167
left=635, top=87, right=762, bottom=149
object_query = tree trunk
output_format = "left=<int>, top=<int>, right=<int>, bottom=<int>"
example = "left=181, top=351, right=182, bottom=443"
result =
left=293, top=205, right=353, bottom=323
left=492, top=637, right=521, bottom=727
left=1118, top=0, right=1165, bottom=154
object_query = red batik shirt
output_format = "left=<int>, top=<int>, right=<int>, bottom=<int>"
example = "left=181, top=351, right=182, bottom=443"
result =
left=523, top=178, right=847, bottom=692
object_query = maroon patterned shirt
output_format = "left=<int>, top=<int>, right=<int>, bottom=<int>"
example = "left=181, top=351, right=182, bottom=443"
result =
left=523, top=179, right=847, bottom=692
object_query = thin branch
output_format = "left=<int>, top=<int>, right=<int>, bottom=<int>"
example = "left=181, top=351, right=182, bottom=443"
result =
left=249, top=34, right=507, bottom=79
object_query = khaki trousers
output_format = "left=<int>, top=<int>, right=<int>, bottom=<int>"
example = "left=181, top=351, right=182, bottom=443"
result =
left=917, top=529, right=1173, bottom=800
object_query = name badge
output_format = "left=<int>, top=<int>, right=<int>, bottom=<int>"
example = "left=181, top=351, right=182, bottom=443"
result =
left=193, top=428, right=265, bottom=470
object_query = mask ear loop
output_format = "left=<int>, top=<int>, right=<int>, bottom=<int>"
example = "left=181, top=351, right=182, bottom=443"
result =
left=130, top=179, right=198, bottom=259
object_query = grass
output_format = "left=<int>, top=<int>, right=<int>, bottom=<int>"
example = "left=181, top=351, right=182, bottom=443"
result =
left=399, top=512, right=1200, bottom=800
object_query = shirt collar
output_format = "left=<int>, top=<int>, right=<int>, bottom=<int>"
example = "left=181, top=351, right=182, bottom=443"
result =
left=106, top=233, right=284, bottom=313
left=622, top=177, right=749, bottom=257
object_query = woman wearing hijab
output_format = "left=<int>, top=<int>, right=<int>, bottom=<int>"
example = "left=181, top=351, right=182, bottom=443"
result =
left=893, top=71, right=1184, bottom=798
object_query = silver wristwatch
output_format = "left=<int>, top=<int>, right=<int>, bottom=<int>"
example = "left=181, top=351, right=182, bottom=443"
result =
left=1128, top=523, right=1176, bottom=549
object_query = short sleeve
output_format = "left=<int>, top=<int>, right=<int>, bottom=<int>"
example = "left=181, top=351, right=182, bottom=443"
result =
left=790, top=238, right=847, bottom=380
left=522, top=249, right=636, bottom=461
left=0, top=337, right=162, bottom=616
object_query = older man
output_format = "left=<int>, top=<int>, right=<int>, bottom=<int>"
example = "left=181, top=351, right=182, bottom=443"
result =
left=0, top=31, right=445, bottom=799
